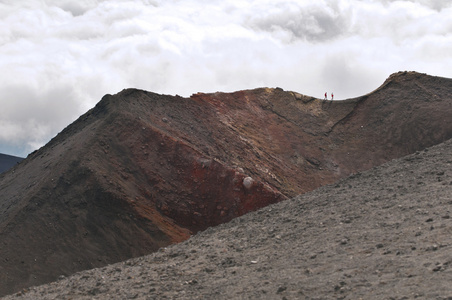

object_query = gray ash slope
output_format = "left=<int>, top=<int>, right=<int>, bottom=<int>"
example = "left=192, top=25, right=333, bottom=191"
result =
left=5, top=137, right=452, bottom=299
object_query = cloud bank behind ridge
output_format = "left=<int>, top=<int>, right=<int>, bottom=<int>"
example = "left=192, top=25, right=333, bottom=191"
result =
left=1, top=0, right=452, bottom=157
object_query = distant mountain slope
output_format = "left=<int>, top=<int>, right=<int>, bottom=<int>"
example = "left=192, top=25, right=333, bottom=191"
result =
left=0, top=154, right=23, bottom=174
left=2, top=71, right=452, bottom=296
left=6, top=130, right=452, bottom=300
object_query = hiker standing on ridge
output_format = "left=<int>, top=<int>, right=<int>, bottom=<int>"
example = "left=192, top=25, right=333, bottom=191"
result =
left=324, top=92, right=327, bottom=100
left=331, top=93, right=334, bottom=100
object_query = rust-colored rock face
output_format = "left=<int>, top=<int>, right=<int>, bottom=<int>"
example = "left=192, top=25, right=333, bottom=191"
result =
left=1, top=71, right=452, bottom=296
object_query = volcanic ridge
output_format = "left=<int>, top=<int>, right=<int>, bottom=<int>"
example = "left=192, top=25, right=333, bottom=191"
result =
left=1, top=71, right=452, bottom=298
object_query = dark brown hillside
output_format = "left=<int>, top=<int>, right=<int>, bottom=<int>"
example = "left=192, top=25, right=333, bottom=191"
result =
left=1, top=71, right=452, bottom=296
left=9, top=134, right=452, bottom=300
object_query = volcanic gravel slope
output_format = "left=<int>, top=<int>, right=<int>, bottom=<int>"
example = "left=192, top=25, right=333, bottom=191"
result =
left=5, top=136, right=452, bottom=299
left=2, top=71, right=452, bottom=296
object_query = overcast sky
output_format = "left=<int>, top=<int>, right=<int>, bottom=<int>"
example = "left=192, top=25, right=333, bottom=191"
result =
left=1, top=0, right=451, bottom=157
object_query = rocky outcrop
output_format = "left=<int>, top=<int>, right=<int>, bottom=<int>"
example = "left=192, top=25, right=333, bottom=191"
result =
left=1, top=71, right=452, bottom=296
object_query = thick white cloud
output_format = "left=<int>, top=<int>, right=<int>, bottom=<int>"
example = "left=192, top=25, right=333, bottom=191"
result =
left=1, top=0, right=451, bottom=157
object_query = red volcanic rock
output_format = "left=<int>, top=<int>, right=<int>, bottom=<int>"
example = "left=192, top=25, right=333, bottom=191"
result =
left=1, top=71, right=452, bottom=296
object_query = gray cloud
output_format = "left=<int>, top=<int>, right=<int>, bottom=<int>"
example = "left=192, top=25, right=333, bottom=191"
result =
left=247, top=2, right=349, bottom=42
left=0, top=83, right=83, bottom=155
left=1, top=0, right=452, bottom=157
left=51, top=0, right=101, bottom=17
left=383, top=0, right=451, bottom=11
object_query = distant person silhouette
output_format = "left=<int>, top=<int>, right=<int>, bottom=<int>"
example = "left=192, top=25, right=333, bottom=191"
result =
left=331, top=93, right=334, bottom=100
left=324, top=92, right=327, bottom=100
